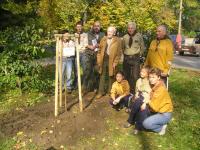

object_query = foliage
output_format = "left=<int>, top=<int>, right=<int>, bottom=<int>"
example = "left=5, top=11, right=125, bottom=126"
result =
left=0, top=25, right=53, bottom=92
left=38, top=0, right=87, bottom=31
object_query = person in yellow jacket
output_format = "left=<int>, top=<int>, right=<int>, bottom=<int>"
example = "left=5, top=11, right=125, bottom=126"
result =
left=144, top=25, right=173, bottom=85
left=109, top=71, right=133, bottom=111
left=142, top=67, right=173, bottom=135
left=124, top=67, right=173, bottom=135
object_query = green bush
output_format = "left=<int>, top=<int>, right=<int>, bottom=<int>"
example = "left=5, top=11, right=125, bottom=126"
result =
left=0, top=25, right=53, bottom=92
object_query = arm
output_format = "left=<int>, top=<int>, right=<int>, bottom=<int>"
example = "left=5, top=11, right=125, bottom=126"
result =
left=165, top=40, right=174, bottom=74
left=110, top=83, right=117, bottom=100
left=113, top=38, right=122, bottom=66
left=140, top=34, right=145, bottom=56
left=148, top=87, right=166, bottom=112
left=119, top=81, right=130, bottom=99
left=135, top=79, right=140, bottom=98
left=97, top=39, right=103, bottom=66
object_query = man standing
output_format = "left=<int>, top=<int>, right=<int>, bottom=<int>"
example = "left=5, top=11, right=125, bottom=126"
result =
left=96, top=26, right=122, bottom=99
left=86, top=21, right=105, bottom=93
left=123, top=22, right=145, bottom=93
left=144, top=25, right=173, bottom=84
left=74, top=21, right=88, bottom=90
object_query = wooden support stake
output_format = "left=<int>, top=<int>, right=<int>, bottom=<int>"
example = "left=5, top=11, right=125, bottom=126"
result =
left=76, top=45, right=83, bottom=112
left=64, top=72, right=67, bottom=111
left=54, top=37, right=59, bottom=117
left=59, top=37, right=63, bottom=107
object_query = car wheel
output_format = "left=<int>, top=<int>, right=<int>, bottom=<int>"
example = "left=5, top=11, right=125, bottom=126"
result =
left=179, top=51, right=184, bottom=56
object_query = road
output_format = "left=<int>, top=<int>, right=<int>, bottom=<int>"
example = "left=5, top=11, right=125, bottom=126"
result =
left=172, top=53, right=200, bottom=71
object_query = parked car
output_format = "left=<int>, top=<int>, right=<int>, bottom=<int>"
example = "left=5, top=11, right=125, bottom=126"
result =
left=169, top=34, right=199, bottom=56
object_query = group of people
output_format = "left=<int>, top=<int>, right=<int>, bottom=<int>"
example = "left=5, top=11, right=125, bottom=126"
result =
left=61, top=21, right=174, bottom=135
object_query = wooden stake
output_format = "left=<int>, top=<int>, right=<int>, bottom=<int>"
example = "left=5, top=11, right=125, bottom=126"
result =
left=54, top=37, right=59, bottom=117
left=64, top=72, right=67, bottom=111
left=76, top=45, right=83, bottom=112
left=59, top=37, right=63, bottom=107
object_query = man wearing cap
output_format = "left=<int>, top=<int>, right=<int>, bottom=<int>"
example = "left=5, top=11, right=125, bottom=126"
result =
left=122, top=22, right=145, bottom=93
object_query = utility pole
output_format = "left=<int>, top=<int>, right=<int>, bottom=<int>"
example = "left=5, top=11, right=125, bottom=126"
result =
left=176, top=0, right=183, bottom=50
left=178, top=0, right=183, bottom=34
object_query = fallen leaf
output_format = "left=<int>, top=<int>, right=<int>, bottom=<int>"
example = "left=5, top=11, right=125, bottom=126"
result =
left=17, top=131, right=23, bottom=136
left=41, top=130, right=47, bottom=135
left=49, top=130, right=53, bottom=134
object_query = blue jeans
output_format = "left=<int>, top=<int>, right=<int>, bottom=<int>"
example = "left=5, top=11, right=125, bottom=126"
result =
left=127, top=97, right=150, bottom=130
left=62, top=57, right=75, bottom=90
left=143, top=112, right=172, bottom=132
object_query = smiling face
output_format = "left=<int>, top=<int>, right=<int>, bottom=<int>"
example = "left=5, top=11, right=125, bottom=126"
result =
left=149, top=73, right=160, bottom=85
left=93, top=22, right=101, bottom=33
left=127, top=25, right=136, bottom=35
left=76, top=24, right=83, bottom=34
left=156, top=26, right=166, bottom=39
left=140, top=68, right=148, bottom=79
left=107, top=27, right=115, bottom=39
left=116, top=73, right=124, bottom=83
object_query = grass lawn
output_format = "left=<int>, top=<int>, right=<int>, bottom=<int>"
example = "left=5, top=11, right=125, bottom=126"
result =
left=0, top=68, right=200, bottom=150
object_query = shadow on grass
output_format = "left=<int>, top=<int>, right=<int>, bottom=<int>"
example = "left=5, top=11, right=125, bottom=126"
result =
left=84, top=93, right=97, bottom=109
left=138, top=131, right=153, bottom=150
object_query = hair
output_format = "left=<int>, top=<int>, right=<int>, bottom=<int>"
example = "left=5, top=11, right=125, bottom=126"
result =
left=107, top=26, right=116, bottom=32
left=61, top=29, right=69, bottom=34
left=141, top=65, right=151, bottom=74
left=149, top=67, right=162, bottom=77
left=157, top=25, right=167, bottom=34
left=127, top=22, right=136, bottom=29
left=116, top=71, right=124, bottom=77
left=76, top=21, right=83, bottom=26
left=93, top=21, right=101, bottom=26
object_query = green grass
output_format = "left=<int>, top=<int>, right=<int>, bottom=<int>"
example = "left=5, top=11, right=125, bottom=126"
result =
left=75, top=69, right=200, bottom=150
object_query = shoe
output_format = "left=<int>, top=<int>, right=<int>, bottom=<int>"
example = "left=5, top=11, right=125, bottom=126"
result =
left=123, top=122, right=132, bottom=128
left=133, top=129, right=139, bottom=135
left=94, top=89, right=98, bottom=93
left=82, top=90, right=88, bottom=96
left=96, top=94, right=103, bottom=99
left=159, top=124, right=167, bottom=135
left=125, top=108, right=131, bottom=113
left=67, top=89, right=72, bottom=94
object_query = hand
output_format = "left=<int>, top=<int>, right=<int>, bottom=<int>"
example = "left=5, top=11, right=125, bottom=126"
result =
left=161, top=73, right=168, bottom=77
left=113, top=63, right=117, bottom=69
left=95, top=44, right=99, bottom=48
left=87, top=45, right=95, bottom=50
left=140, top=103, right=146, bottom=111
left=116, top=97, right=122, bottom=103
left=113, top=100, right=118, bottom=105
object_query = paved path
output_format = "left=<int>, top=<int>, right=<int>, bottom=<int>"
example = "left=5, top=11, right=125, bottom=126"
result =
left=37, top=54, right=200, bottom=72
left=172, top=54, right=200, bottom=71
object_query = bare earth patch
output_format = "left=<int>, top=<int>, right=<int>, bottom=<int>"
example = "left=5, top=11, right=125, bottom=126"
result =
left=0, top=92, right=126, bottom=149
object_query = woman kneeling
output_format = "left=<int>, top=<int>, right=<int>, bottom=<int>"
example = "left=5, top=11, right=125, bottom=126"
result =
left=142, top=67, right=173, bottom=135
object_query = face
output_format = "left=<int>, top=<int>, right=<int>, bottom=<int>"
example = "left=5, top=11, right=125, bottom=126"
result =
left=149, top=73, right=160, bottom=85
left=76, top=24, right=83, bottom=34
left=156, top=26, right=166, bottom=39
left=116, top=73, right=124, bottom=83
left=107, top=27, right=115, bottom=39
left=127, top=25, right=136, bottom=35
left=140, top=68, right=148, bottom=78
left=93, top=22, right=100, bottom=33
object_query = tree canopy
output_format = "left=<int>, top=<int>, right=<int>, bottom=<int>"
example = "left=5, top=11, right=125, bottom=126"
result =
left=0, top=0, right=200, bottom=33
